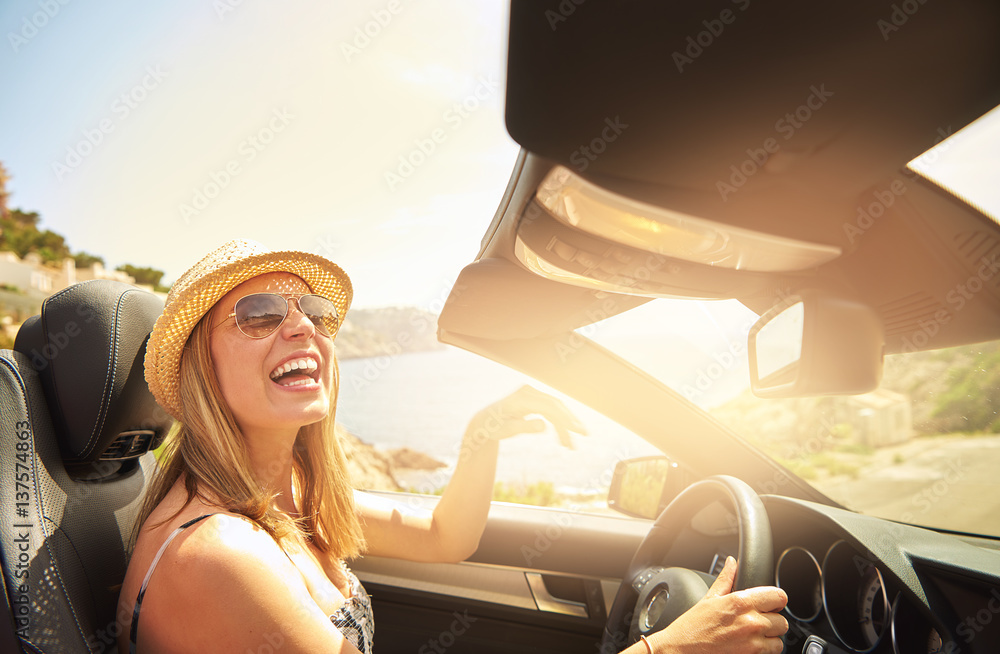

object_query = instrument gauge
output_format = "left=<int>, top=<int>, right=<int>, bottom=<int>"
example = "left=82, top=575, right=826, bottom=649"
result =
left=822, top=540, right=889, bottom=652
left=858, top=566, right=887, bottom=646
left=891, top=593, right=949, bottom=654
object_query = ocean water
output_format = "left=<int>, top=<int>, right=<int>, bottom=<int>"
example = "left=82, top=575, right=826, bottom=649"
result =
left=336, top=347, right=661, bottom=493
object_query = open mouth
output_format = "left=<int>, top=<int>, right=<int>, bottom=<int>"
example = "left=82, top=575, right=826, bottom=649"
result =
left=269, top=357, right=320, bottom=387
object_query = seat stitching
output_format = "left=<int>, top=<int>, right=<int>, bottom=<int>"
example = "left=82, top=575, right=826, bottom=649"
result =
left=81, top=288, right=131, bottom=455
left=1, top=356, right=92, bottom=648
left=40, top=515, right=90, bottom=648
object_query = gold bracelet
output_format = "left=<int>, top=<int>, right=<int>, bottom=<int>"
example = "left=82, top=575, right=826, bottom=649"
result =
left=639, top=634, right=653, bottom=654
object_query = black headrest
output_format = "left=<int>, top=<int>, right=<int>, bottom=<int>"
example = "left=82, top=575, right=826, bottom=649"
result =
left=13, top=279, right=172, bottom=467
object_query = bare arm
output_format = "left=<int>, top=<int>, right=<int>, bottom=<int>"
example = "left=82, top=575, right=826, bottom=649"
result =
left=357, top=386, right=585, bottom=562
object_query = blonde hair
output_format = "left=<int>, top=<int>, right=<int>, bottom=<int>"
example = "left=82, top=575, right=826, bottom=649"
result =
left=133, top=312, right=365, bottom=559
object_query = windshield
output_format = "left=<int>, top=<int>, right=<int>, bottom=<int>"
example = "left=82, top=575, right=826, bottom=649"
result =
left=585, top=298, right=1000, bottom=538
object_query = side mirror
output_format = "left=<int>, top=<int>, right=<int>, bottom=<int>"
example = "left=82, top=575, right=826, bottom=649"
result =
left=748, top=292, right=884, bottom=398
left=607, top=456, right=692, bottom=519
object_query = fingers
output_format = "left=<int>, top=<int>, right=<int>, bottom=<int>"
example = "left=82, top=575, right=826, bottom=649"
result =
left=484, top=385, right=587, bottom=445
left=705, top=557, right=788, bottom=617
left=511, top=386, right=588, bottom=435
left=732, top=586, right=788, bottom=615
left=556, top=426, right=575, bottom=450
left=764, top=610, right=789, bottom=638
left=705, top=555, right=737, bottom=598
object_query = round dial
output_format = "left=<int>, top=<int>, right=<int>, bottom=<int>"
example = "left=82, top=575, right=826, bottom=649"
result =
left=858, top=565, right=887, bottom=647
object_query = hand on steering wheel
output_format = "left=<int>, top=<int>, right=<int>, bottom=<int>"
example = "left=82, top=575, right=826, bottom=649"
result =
left=601, top=476, right=788, bottom=654
left=644, top=556, right=787, bottom=654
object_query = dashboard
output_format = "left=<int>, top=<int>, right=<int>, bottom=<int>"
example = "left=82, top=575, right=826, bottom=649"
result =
left=762, top=497, right=1000, bottom=654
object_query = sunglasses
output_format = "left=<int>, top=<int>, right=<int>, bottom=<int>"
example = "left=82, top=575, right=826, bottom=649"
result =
left=221, top=293, right=340, bottom=339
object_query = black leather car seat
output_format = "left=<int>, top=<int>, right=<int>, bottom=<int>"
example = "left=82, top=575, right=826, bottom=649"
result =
left=0, top=280, right=171, bottom=653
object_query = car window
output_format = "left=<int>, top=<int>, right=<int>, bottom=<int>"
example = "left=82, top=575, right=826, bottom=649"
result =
left=336, top=341, right=661, bottom=516
left=907, top=104, right=1000, bottom=222
left=586, top=298, right=1000, bottom=538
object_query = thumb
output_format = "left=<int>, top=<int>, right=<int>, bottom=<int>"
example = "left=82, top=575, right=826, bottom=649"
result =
left=705, top=556, right=737, bottom=598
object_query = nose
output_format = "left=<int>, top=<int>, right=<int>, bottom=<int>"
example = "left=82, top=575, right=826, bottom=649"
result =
left=280, top=298, right=316, bottom=338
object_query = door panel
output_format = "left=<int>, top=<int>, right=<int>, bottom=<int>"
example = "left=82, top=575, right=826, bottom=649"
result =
left=352, top=497, right=649, bottom=653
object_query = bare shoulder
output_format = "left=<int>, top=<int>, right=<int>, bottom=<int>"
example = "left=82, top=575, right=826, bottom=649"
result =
left=119, top=473, right=359, bottom=654
left=174, top=512, right=287, bottom=565
left=124, top=512, right=358, bottom=653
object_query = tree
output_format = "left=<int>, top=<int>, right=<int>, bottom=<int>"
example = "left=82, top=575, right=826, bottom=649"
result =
left=0, top=210, right=70, bottom=263
left=116, top=264, right=168, bottom=291
left=73, top=251, right=105, bottom=268
left=0, top=161, right=10, bottom=220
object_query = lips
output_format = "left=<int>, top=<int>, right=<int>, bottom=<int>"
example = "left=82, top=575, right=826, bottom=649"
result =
left=269, top=356, right=320, bottom=387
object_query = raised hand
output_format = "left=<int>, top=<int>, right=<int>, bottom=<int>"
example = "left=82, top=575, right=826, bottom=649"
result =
left=465, top=385, right=587, bottom=449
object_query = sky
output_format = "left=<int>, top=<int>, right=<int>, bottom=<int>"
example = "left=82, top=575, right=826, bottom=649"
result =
left=1, top=2, right=997, bottom=313
left=0, top=0, right=519, bottom=309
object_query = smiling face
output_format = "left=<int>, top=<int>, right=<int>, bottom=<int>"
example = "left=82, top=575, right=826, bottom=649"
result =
left=208, top=272, right=336, bottom=439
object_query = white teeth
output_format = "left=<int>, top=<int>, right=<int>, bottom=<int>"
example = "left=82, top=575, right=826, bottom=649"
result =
left=269, top=357, right=319, bottom=380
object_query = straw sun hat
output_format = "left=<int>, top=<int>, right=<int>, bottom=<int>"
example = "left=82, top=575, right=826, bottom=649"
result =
left=144, top=238, right=353, bottom=421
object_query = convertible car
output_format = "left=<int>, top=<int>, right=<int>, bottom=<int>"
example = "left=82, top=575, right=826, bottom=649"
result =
left=2, top=1, right=999, bottom=653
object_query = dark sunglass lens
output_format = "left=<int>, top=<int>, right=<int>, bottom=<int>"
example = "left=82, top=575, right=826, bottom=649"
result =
left=235, top=294, right=287, bottom=337
left=299, top=295, right=339, bottom=335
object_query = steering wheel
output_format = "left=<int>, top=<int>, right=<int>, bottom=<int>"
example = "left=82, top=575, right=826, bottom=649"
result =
left=600, top=475, right=774, bottom=653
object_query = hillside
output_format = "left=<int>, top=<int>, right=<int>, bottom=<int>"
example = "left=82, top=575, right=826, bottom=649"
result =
left=709, top=340, right=1000, bottom=475
left=339, top=424, right=445, bottom=492
left=336, top=306, right=444, bottom=359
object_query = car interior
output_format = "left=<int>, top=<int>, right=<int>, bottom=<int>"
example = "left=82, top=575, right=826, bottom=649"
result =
left=1, top=280, right=169, bottom=653
left=2, top=1, right=999, bottom=653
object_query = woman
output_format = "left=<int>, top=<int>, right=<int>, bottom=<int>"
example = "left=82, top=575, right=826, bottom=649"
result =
left=118, top=239, right=788, bottom=653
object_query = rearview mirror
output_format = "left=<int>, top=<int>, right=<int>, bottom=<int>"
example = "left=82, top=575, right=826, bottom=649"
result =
left=748, top=292, right=884, bottom=398
left=607, top=456, right=692, bottom=520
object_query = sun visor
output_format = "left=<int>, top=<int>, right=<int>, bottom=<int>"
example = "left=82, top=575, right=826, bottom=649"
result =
left=437, top=257, right=648, bottom=341
left=505, top=0, right=1000, bottom=230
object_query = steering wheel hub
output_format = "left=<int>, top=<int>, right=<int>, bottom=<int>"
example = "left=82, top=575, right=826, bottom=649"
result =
left=641, top=587, right=669, bottom=630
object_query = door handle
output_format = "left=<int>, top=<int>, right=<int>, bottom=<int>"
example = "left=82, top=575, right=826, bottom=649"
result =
left=525, top=572, right=589, bottom=618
